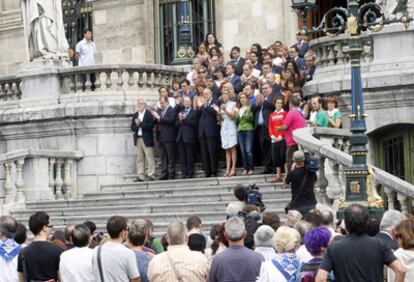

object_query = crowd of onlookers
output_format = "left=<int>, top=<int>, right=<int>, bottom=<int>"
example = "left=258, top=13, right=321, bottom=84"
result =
left=1, top=187, right=414, bottom=282
left=131, top=31, right=343, bottom=183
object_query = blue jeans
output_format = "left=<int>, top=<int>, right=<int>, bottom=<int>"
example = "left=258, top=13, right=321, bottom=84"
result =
left=237, top=130, right=254, bottom=171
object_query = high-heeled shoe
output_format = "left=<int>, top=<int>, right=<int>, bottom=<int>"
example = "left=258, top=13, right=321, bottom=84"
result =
left=229, top=168, right=236, bottom=177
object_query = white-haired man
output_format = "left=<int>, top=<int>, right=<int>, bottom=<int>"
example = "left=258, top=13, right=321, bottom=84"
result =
left=376, top=209, right=406, bottom=250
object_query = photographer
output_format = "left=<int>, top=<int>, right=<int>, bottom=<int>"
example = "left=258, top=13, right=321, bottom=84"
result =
left=285, top=151, right=317, bottom=216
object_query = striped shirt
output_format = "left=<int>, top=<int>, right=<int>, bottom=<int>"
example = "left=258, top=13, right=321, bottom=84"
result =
left=148, top=245, right=209, bottom=282
left=209, top=246, right=265, bottom=282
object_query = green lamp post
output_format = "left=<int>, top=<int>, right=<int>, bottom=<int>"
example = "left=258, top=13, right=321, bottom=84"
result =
left=291, top=0, right=412, bottom=217
left=172, top=0, right=196, bottom=65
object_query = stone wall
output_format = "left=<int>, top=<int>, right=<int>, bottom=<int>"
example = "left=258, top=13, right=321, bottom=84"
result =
left=91, top=0, right=155, bottom=64
left=0, top=0, right=26, bottom=75
left=215, top=0, right=298, bottom=56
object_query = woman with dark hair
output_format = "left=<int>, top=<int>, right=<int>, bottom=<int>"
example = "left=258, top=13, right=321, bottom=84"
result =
left=237, top=92, right=255, bottom=175
left=284, top=60, right=301, bottom=81
left=251, top=43, right=263, bottom=61
left=193, top=81, right=207, bottom=110
left=205, top=33, right=224, bottom=54
left=269, top=98, right=287, bottom=183
left=214, top=67, right=227, bottom=88
left=170, top=79, right=182, bottom=98
left=196, top=42, right=210, bottom=67
left=388, top=219, right=414, bottom=281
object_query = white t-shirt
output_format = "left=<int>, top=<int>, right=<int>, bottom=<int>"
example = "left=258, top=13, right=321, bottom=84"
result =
left=75, top=39, right=96, bottom=66
left=0, top=255, right=18, bottom=282
left=60, top=247, right=94, bottom=282
left=92, top=241, right=139, bottom=282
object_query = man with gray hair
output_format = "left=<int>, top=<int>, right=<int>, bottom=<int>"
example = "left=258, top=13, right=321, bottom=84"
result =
left=376, top=209, right=406, bottom=250
left=209, top=217, right=264, bottom=282
left=254, top=225, right=276, bottom=260
left=148, top=221, right=209, bottom=282
left=60, top=224, right=94, bottom=282
left=0, top=216, right=20, bottom=282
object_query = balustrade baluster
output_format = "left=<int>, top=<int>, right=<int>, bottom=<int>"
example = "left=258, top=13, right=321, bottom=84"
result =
left=4, top=162, right=13, bottom=204
left=127, top=71, right=134, bottom=90
left=68, top=75, right=76, bottom=93
left=384, top=187, right=395, bottom=210
left=321, top=45, right=328, bottom=66
left=55, top=159, right=64, bottom=200
left=327, top=44, right=336, bottom=66
left=84, top=74, right=92, bottom=91
left=63, top=159, right=73, bottom=199
left=398, top=193, right=409, bottom=215
left=105, top=71, right=113, bottom=90
left=75, top=74, right=84, bottom=93
left=94, top=71, right=102, bottom=91
left=49, top=158, right=56, bottom=197
left=116, top=70, right=123, bottom=91
left=336, top=42, right=345, bottom=65
left=15, top=159, right=25, bottom=203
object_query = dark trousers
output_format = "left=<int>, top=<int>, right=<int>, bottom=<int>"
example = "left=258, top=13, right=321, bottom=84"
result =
left=272, top=139, right=286, bottom=168
left=178, top=141, right=195, bottom=177
left=258, top=125, right=273, bottom=172
left=199, top=136, right=218, bottom=177
left=159, top=141, right=176, bottom=178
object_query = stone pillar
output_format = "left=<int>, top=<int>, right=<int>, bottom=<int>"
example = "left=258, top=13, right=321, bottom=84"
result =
left=23, top=158, right=55, bottom=201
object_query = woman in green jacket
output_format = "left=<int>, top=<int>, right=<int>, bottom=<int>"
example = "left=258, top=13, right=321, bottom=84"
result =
left=237, top=92, right=255, bottom=175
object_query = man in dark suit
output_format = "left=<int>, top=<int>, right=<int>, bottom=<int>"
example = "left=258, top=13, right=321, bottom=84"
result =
left=376, top=210, right=406, bottom=250
left=228, top=46, right=246, bottom=76
left=176, top=97, right=199, bottom=178
left=226, top=63, right=242, bottom=94
left=198, top=88, right=220, bottom=177
left=206, top=75, right=221, bottom=101
left=251, top=82, right=276, bottom=174
left=131, top=99, right=156, bottom=181
left=250, top=52, right=263, bottom=72
left=296, top=31, right=310, bottom=58
left=289, top=45, right=306, bottom=71
left=152, top=96, right=178, bottom=180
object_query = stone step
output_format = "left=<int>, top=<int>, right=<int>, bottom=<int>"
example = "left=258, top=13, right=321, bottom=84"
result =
left=12, top=198, right=290, bottom=218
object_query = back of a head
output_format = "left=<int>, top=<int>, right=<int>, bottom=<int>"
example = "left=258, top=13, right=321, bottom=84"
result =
left=83, top=221, right=97, bottom=234
left=304, top=227, right=332, bottom=257
left=188, top=233, right=207, bottom=253
left=167, top=221, right=187, bottom=246
left=28, top=211, right=49, bottom=236
left=303, top=212, right=321, bottom=228
left=367, top=215, right=380, bottom=236
left=71, top=224, right=91, bottom=248
left=274, top=226, right=301, bottom=253
left=51, top=230, right=66, bottom=243
left=209, top=224, right=221, bottom=241
left=244, top=217, right=260, bottom=249
left=261, top=212, right=280, bottom=231
left=186, top=216, right=202, bottom=231
left=225, top=217, right=246, bottom=242
left=380, top=210, right=406, bottom=233
left=294, top=220, right=312, bottom=241
left=344, top=204, right=368, bottom=235
left=128, top=222, right=149, bottom=247
left=394, top=219, right=414, bottom=250
left=254, top=225, right=275, bottom=248
left=14, top=223, right=27, bottom=244
left=65, top=224, right=76, bottom=243
left=320, top=210, right=334, bottom=226
left=0, top=215, right=17, bottom=239
left=234, top=185, right=247, bottom=201
left=106, top=216, right=128, bottom=239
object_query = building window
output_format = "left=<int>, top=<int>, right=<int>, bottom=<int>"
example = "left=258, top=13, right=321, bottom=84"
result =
left=159, top=0, right=215, bottom=65
left=383, top=136, right=405, bottom=180
left=62, top=0, right=93, bottom=49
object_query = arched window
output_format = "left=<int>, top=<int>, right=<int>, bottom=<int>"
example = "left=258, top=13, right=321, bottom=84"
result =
left=158, top=0, right=215, bottom=65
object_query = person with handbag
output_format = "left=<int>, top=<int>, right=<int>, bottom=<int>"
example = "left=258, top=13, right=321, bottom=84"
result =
left=285, top=151, right=317, bottom=216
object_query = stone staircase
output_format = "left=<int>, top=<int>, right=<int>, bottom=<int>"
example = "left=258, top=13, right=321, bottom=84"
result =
left=10, top=168, right=291, bottom=237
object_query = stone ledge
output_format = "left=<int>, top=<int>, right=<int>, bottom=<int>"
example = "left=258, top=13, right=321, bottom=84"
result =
left=0, top=149, right=83, bottom=163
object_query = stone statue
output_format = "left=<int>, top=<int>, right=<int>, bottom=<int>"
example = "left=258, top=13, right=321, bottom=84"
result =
left=21, top=0, right=69, bottom=61
left=377, top=0, right=414, bottom=18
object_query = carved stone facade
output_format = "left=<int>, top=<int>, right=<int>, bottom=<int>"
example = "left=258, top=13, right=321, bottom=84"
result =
left=0, top=0, right=298, bottom=75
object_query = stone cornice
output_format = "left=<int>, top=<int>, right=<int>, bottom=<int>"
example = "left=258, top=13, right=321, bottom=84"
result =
left=0, top=10, right=23, bottom=32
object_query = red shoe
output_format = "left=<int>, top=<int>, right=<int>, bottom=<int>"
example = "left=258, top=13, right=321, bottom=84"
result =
left=271, top=177, right=283, bottom=183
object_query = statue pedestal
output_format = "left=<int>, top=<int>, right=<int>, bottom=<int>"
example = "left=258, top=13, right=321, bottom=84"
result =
left=17, top=58, right=71, bottom=107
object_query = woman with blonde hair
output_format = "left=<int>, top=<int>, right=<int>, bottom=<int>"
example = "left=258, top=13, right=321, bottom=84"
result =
left=257, top=226, right=302, bottom=282
left=388, top=219, right=414, bottom=281
left=213, top=82, right=238, bottom=176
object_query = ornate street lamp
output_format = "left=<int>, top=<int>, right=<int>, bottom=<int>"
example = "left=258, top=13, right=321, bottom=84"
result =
left=291, top=0, right=412, bottom=217
left=172, top=0, right=195, bottom=65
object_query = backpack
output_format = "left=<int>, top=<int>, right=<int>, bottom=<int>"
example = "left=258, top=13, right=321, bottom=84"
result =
left=246, top=184, right=266, bottom=212
left=304, top=152, right=319, bottom=173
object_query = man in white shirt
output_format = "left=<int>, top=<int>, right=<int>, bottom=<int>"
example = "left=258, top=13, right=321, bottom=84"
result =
left=75, top=29, right=96, bottom=66
left=60, top=224, right=94, bottom=282
left=92, top=216, right=140, bottom=282
left=0, top=216, right=20, bottom=282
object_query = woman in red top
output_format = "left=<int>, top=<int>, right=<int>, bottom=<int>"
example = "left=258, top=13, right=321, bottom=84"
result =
left=269, top=98, right=288, bottom=182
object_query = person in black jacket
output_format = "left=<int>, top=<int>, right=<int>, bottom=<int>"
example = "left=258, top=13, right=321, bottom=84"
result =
left=229, top=46, right=246, bottom=76
left=251, top=82, right=277, bottom=174
left=130, top=99, right=156, bottom=181
left=176, top=97, right=199, bottom=178
left=152, top=96, right=178, bottom=180
left=198, top=88, right=220, bottom=177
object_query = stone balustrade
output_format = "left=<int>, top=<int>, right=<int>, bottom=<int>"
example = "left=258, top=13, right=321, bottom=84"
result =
left=0, top=149, right=83, bottom=210
left=0, top=75, right=22, bottom=102
left=311, top=34, right=374, bottom=67
left=59, top=64, right=187, bottom=94
left=294, top=127, right=414, bottom=213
